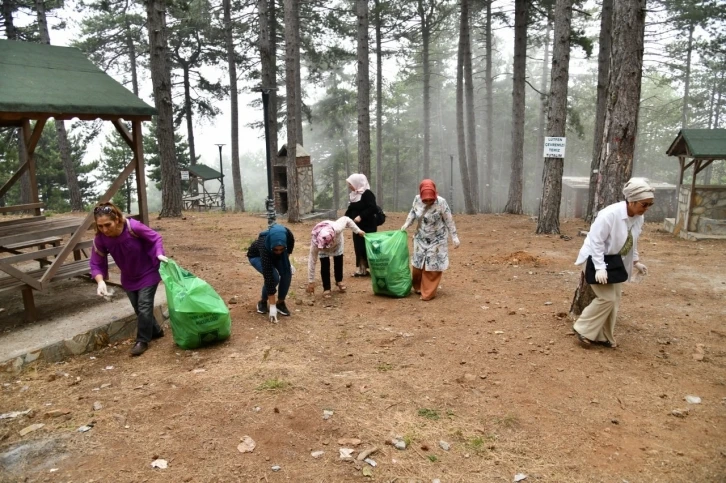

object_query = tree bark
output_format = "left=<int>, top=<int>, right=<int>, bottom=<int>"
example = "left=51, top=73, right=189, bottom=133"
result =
left=456, top=2, right=473, bottom=214
left=418, top=0, right=431, bottom=178
left=124, top=12, right=140, bottom=96
left=224, top=0, right=244, bottom=212
left=585, top=0, right=613, bottom=222
left=146, top=0, right=182, bottom=217
left=258, top=0, right=278, bottom=164
left=356, top=0, right=371, bottom=178
left=374, top=0, right=383, bottom=202
left=483, top=0, right=494, bottom=213
left=2, top=0, right=18, bottom=40
left=36, top=0, right=83, bottom=211
left=294, top=1, right=303, bottom=145
left=570, top=272, right=596, bottom=316
left=504, top=0, right=529, bottom=215
left=182, top=67, right=197, bottom=166
left=463, top=0, right=478, bottom=212
left=394, top=105, right=400, bottom=211
left=593, top=0, right=646, bottom=212
left=284, top=0, right=300, bottom=222
left=536, top=0, right=572, bottom=235
left=535, top=20, right=551, bottom=200
left=681, top=22, right=694, bottom=129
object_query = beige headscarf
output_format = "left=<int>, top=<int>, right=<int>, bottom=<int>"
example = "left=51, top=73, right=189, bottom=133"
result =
left=347, top=174, right=370, bottom=203
left=623, top=178, right=655, bottom=202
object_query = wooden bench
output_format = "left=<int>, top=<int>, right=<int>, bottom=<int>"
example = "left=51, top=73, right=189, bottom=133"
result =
left=0, top=216, right=46, bottom=228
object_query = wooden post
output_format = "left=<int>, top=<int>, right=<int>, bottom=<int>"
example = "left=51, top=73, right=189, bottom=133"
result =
left=21, top=119, right=46, bottom=216
left=685, top=159, right=700, bottom=233
left=132, top=120, right=149, bottom=225
left=21, top=286, right=38, bottom=322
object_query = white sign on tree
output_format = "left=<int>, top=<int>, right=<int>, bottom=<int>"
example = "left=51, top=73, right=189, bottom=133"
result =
left=543, top=137, right=566, bottom=158
left=181, top=170, right=189, bottom=181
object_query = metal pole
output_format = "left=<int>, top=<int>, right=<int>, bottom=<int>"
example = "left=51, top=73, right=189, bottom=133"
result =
left=215, top=144, right=226, bottom=212
left=449, top=154, right=454, bottom=209
left=261, top=89, right=276, bottom=226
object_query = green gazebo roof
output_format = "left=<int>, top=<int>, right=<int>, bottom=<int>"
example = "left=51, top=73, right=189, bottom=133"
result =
left=666, top=129, right=726, bottom=159
left=188, top=164, right=222, bottom=180
left=0, top=39, right=156, bottom=123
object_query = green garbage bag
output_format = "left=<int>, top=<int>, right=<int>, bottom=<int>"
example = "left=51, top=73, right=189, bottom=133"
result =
left=364, top=230, right=412, bottom=298
left=159, top=260, right=231, bottom=349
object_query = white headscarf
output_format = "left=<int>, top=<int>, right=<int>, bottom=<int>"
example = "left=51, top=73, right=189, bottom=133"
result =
left=346, top=174, right=370, bottom=203
left=623, top=178, right=655, bottom=202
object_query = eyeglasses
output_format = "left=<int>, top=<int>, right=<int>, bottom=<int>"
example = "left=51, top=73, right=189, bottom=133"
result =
left=638, top=201, right=654, bottom=208
left=94, top=205, right=113, bottom=215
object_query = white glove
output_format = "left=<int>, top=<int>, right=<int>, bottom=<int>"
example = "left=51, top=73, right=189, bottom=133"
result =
left=595, top=269, right=608, bottom=284
left=269, top=305, right=278, bottom=323
left=452, top=236, right=461, bottom=249
left=158, top=254, right=168, bottom=263
left=290, top=264, right=296, bottom=275
left=634, top=262, right=648, bottom=275
left=400, top=226, right=407, bottom=231
left=96, top=280, right=109, bottom=296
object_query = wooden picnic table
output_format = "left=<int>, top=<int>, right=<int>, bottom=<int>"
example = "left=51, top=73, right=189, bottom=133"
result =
left=0, top=216, right=101, bottom=321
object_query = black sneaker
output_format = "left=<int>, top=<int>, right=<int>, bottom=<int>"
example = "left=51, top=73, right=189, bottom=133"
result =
left=276, top=301, right=291, bottom=316
left=256, top=300, right=268, bottom=314
left=152, top=329, right=165, bottom=340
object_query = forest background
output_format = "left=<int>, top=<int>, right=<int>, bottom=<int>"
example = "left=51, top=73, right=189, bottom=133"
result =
left=0, top=0, right=724, bottom=217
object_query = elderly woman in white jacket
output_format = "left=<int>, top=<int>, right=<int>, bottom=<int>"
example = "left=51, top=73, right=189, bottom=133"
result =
left=572, top=179, right=654, bottom=348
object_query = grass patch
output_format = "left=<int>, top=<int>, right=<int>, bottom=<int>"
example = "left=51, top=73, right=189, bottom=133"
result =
left=377, top=362, right=394, bottom=372
left=495, top=413, right=520, bottom=428
left=427, top=455, right=438, bottom=462
left=256, top=378, right=289, bottom=391
left=468, top=436, right=485, bottom=451
left=417, top=408, right=440, bottom=420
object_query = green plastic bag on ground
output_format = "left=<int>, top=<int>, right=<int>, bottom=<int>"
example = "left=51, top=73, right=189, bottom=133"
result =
left=365, top=230, right=412, bottom=298
left=159, top=260, right=231, bottom=349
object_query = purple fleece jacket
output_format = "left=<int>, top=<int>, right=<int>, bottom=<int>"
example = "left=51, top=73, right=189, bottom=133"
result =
left=90, top=218, right=165, bottom=291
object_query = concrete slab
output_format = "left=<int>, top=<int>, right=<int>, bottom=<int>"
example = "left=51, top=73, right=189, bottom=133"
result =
left=0, top=282, right=166, bottom=372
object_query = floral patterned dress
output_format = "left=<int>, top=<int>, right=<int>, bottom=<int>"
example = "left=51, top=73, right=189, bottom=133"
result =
left=401, top=195, right=458, bottom=272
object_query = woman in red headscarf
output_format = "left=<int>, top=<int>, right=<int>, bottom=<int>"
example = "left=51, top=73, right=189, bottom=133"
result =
left=400, top=179, right=460, bottom=301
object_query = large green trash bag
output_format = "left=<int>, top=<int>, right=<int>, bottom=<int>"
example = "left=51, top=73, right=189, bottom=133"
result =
left=364, top=230, right=412, bottom=297
left=159, top=260, right=231, bottom=349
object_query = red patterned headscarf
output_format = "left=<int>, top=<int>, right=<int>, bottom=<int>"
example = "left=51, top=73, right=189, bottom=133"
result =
left=419, top=179, right=437, bottom=202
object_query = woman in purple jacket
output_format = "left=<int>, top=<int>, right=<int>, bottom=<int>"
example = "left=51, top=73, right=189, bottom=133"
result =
left=90, top=202, right=168, bottom=356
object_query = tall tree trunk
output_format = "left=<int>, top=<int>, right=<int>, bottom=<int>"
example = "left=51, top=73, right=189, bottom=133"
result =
left=333, top=154, right=340, bottom=210
left=284, top=0, right=300, bottom=222
left=462, top=0, right=478, bottom=212
left=36, top=0, right=83, bottom=211
left=585, top=0, right=613, bottom=222
left=343, top=137, right=351, bottom=177
left=705, top=71, right=725, bottom=183
left=681, top=22, right=694, bottom=129
left=224, top=0, right=244, bottom=211
left=182, top=66, right=197, bottom=165
left=535, top=20, right=551, bottom=200
left=146, top=0, right=182, bottom=217
left=418, top=0, right=431, bottom=178
left=124, top=14, right=140, bottom=96
left=504, top=0, right=529, bottom=214
left=394, top=110, right=400, bottom=211
left=2, top=0, right=18, bottom=40
left=258, top=0, right=278, bottom=164
left=456, top=2, right=474, bottom=214
left=294, top=3, right=303, bottom=145
left=374, top=0, right=383, bottom=202
left=356, top=0, right=371, bottom=178
left=437, top=84, right=448, bottom=193
left=483, top=0, right=494, bottom=213
left=593, top=0, right=646, bottom=212
left=536, top=0, right=572, bottom=234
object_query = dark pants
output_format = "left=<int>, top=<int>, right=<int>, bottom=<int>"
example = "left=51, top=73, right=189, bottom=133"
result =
left=249, top=257, right=291, bottom=301
left=126, top=283, right=162, bottom=343
left=353, top=234, right=368, bottom=267
left=320, top=255, right=344, bottom=291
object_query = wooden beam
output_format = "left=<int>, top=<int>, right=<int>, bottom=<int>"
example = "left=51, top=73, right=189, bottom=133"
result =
left=0, top=240, right=92, bottom=264
left=132, top=120, right=150, bottom=225
left=23, top=118, right=47, bottom=154
left=685, top=159, right=700, bottom=233
left=695, top=159, right=713, bottom=175
left=678, top=157, right=684, bottom=186
left=683, top=159, right=696, bottom=171
left=0, top=203, right=45, bottom=214
left=40, top=159, right=137, bottom=284
left=0, top=112, right=153, bottom=123
left=0, top=259, right=42, bottom=290
left=112, top=119, right=134, bottom=150
left=0, top=160, right=31, bottom=199
left=21, top=120, right=42, bottom=215
left=21, top=287, right=37, bottom=322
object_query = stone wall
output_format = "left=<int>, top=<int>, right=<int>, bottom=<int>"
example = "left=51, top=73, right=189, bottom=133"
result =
left=676, top=185, right=726, bottom=232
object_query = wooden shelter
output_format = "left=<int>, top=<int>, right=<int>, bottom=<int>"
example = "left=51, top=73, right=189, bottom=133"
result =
left=665, top=129, right=726, bottom=239
left=275, top=144, right=314, bottom=215
left=0, top=40, right=157, bottom=320
left=182, top=164, right=222, bottom=210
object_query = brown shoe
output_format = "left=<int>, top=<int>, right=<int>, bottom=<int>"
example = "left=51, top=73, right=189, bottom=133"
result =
left=130, top=341, right=148, bottom=356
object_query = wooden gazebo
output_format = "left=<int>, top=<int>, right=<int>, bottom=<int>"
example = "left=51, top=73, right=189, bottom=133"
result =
left=665, top=129, right=726, bottom=239
left=0, top=40, right=157, bottom=320
left=182, top=164, right=222, bottom=210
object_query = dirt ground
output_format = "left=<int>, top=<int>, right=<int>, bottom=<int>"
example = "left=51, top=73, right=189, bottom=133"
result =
left=1, top=211, right=725, bottom=483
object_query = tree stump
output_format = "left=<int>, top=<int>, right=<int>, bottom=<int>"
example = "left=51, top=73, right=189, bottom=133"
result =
left=570, top=272, right=596, bottom=316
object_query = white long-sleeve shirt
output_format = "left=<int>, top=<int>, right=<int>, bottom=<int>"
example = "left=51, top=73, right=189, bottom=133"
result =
left=575, top=201, right=643, bottom=279
left=307, top=216, right=362, bottom=282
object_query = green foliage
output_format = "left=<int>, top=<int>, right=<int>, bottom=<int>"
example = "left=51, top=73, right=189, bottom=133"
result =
left=256, top=378, right=290, bottom=391
left=144, top=118, right=195, bottom=190
left=417, top=408, right=440, bottom=420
